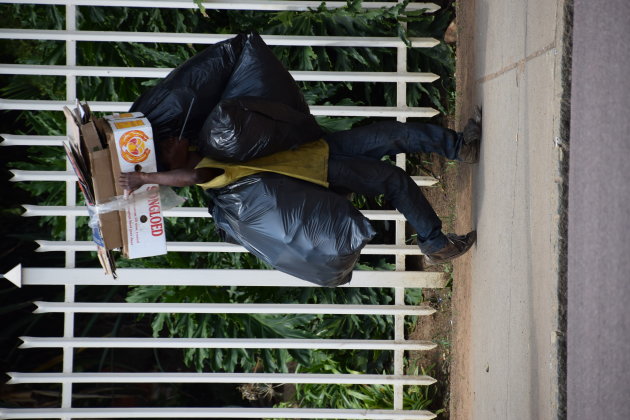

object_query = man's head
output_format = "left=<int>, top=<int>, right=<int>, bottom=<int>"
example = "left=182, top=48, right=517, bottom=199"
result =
left=156, top=136, right=190, bottom=171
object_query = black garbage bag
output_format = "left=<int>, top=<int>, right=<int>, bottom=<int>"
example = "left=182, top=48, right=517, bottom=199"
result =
left=129, top=33, right=247, bottom=141
left=207, top=173, right=376, bottom=287
left=197, top=96, right=324, bottom=162
left=221, top=32, right=310, bottom=114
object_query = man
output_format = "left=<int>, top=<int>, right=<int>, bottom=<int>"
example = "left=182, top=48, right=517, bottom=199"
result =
left=119, top=118, right=481, bottom=265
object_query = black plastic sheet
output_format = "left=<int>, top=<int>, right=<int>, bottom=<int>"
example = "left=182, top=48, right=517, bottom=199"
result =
left=220, top=32, right=310, bottom=114
left=208, top=173, right=375, bottom=287
left=197, top=96, right=323, bottom=162
left=130, top=34, right=246, bottom=141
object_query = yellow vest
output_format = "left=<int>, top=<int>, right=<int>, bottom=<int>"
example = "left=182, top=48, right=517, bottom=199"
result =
left=195, top=139, right=329, bottom=189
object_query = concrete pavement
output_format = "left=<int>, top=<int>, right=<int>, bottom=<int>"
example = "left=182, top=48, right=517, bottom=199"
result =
left=451, top=0, right=567, bottom=418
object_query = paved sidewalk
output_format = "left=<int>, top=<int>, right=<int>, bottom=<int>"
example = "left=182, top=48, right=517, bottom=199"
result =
left=451, top=0, right=567, bottom=418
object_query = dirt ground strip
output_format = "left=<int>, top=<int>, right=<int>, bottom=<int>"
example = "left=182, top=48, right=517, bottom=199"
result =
left=406, top=145, right=470, bottom=419
left=405, top=1, right=474, bottom=415
left=406, top=85, right=467, bottom=419
left=448, top=0, right=476, bottom=418
left=406, top=153, right=458, bottom=417
left=407, top=1, right=476, bottom=417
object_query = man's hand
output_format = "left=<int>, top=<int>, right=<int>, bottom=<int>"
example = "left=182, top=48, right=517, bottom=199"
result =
left=118, top=168, right=210, bottom=191
left=118, top=171, right=146, bottom=194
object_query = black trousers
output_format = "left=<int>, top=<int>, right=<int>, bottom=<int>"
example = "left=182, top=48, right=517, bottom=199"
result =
left=325, top=121, right=463, bottom=254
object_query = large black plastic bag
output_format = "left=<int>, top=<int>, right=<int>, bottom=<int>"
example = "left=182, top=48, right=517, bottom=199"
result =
left=208, top=173, right=376, bottom=287
left=221, top=32, right=310, bottom=114
left=197, top=96, right=324, bottom=162
left=129, top=34, right=247, bottom=141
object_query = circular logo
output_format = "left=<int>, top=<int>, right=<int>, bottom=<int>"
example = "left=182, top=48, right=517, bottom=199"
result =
left=119, top=130, right=151, bottom=163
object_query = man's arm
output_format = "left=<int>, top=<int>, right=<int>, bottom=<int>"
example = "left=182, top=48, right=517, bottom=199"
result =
left=119, top=167, right=220, bottom=193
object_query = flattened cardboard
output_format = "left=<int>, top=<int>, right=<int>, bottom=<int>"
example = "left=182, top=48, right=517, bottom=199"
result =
left=81, top=120, right=103, bottom=152
left=89, top=148, right=123, bottom=250
left=103, top=127, right=128, bottom=256
left=63, top=106, right=81, bottom=148
left=63, top=142, right=94, bottom=206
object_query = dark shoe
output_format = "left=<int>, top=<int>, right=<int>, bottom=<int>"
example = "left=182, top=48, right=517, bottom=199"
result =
left=462, top=117, right=481, bottom=145
left=424, top=231, right=477, bottom=265
left=458, top=107, right=482, bottom=163
left=458, top=140, right=479, bottom=163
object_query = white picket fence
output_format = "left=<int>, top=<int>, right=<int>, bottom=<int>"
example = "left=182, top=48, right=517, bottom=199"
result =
left=0, top=1, right=447, bottom=418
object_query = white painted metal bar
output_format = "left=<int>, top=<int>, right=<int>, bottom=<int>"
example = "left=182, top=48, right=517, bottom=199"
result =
left=312, top=105, right=438, bottom=118
left=34, top=240, right=424, bottom=255
left=61, top=285, right=75, bottom=414
left=91, top=241, right=245, bottom=253
left=22, top=204, right=425, bottom=220
left=62, top=5, right=77, bottom=415
left=33, top=240, right=248, bottom=253
left=0, top=407, right=437, bottom=420
left=33, top=301, right=436, bottom=316
left=20, top=336, right=437, bottom=351
left=295, top=71, right=439, bottom=83
left=0, top=64, right=439, bottom=83
left=4, top=266, right=448, bottom=289
left=7, top=372, right=436, bottom=386
left=393, top=286, right=407, bottom=409
left=22, top=205, right=88, bottom=217
left=0, top=99, right=439, bottom=118
left=64, top=3, right=78, bottom=269
left=393, top=5, right=408, bottom=409
left=0, top=30, right=440, bottom=48
left=3, top=0, right=440, bottom=13
left=11, top=170, right=437, bottom=186
left=10, top=170, right=77, bottom=182
left=0, top=134, right=67, bottom=146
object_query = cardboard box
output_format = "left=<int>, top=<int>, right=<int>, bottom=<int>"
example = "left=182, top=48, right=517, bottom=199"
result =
left=63, top=103, right=167, bottom=274
left=101, top=117, right=167, bottom=259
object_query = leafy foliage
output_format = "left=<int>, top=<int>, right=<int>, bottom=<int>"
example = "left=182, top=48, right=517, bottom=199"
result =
left=127, top=284, right=399, bottom=374
left=274, top=357, right=439, bottom=412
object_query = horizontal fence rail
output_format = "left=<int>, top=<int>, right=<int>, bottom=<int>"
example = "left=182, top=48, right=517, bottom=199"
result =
left=19, top=336, right=438, bottom=351
left=0, top=407, right=437, bottom=420
left=7, top=372, right=437, bottom=386
left=3, top=0, right=441, bottom=13
left=0, top=134, right=68, bottom=146
left=21, top=204, right=419, bottom=220
left=33, top=301, right=436, bottom=316
left=4, top=265, right=448, bottom=288
left=0, top=64, right=440, bottom=83
left=0, top=99, right=440, bottom=117
left=33, top=240, right=425, bottom=255
left=10, top=169, right=438, bottom=185
left=0, top=29, right=440, bottom=47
